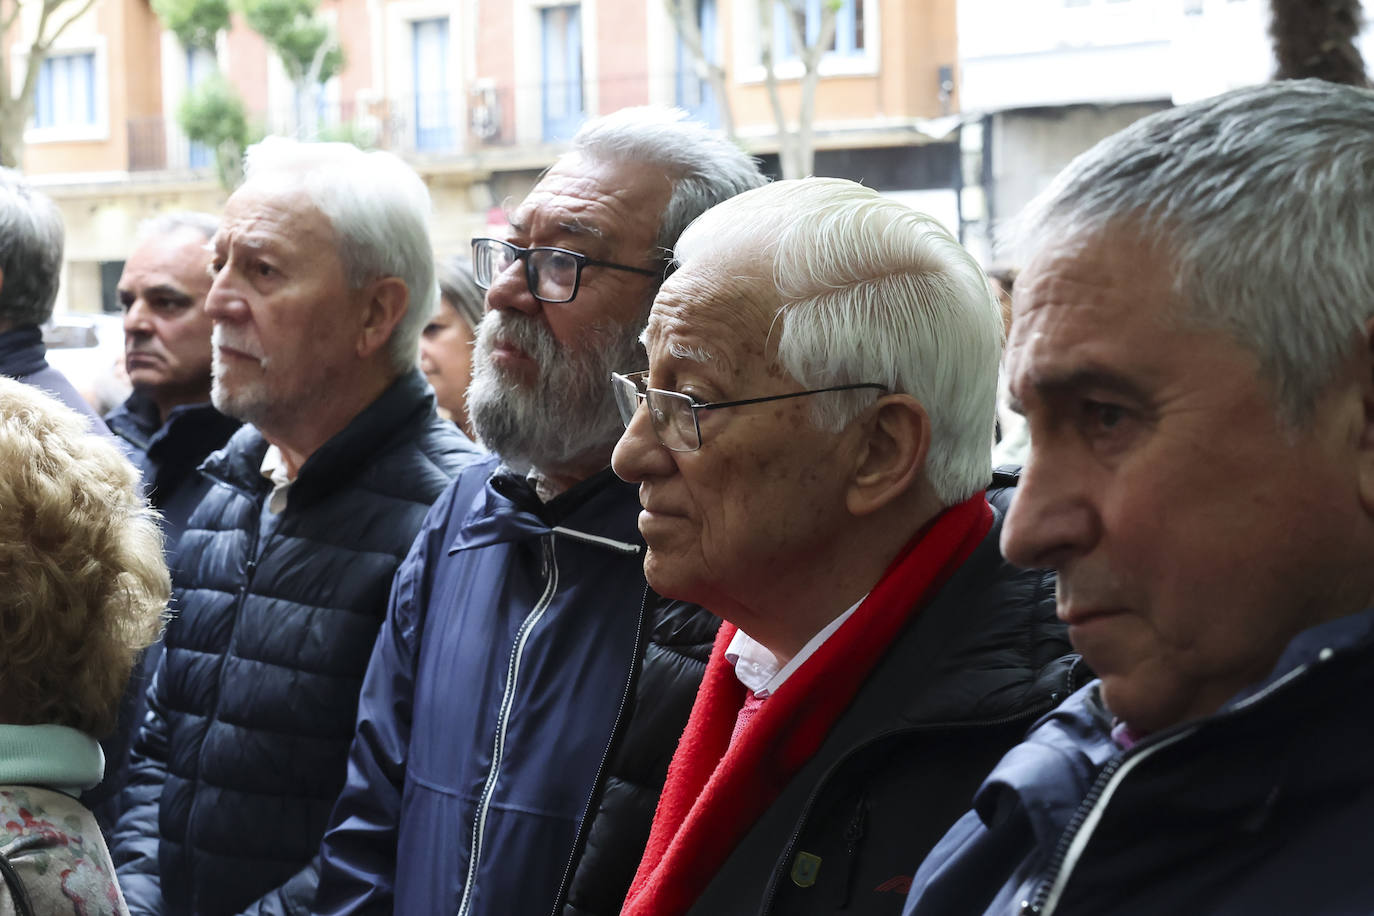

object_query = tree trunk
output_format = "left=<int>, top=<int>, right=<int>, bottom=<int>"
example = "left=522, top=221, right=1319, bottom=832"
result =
left=663, top=0, right=736, bottom=138
left=1271, top=0, right=1370, bottom=86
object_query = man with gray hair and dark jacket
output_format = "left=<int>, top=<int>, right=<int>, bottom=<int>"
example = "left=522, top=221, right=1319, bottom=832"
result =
left=903, top=79, right=1374, bottom=916
left=109, top=138, right=483, bottom=916
left=315, top=107, right=765, bottom=916
left=0, top=168, right=107, bottom=429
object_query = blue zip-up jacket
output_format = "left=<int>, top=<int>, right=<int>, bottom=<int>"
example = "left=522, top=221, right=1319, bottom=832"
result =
left=109, top=370, right=483, bottom=916
left=903, top=606, right=1374, bottom=916
left=315, top=459, right=720, bottom=916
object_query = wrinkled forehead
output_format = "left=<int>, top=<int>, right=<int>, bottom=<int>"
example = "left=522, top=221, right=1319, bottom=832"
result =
left=510, top=153, right=671, bottom=255
left=221, top=178, right=333, bottom=242
left=644, top=259, right=781, bottom=365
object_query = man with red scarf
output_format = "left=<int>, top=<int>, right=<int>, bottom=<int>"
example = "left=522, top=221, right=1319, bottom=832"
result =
left=609, top=177, right=1079, bottom=916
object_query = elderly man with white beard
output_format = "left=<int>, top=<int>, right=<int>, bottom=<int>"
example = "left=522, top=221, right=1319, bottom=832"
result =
left=314, top=107, right=765, bottom=916
left=108, top=137, right=483, bottom=916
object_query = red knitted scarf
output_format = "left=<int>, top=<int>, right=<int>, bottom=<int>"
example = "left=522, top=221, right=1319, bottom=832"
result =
left=621, top=494, right=993, bottom=916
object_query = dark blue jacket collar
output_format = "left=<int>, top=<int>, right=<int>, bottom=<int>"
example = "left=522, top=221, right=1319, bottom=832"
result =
left=972, top=604, right=1374, bottom=850
left=449, top=465, right=643, bottom=555
left=0, top=325, right=48, bottom=378
left=202, top=369, right=452, bottom=508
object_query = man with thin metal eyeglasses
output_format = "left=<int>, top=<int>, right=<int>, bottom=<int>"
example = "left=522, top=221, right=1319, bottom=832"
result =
left=315, top=107, right=765, bottom=916
left=610, top=177, right=1075, bottom=916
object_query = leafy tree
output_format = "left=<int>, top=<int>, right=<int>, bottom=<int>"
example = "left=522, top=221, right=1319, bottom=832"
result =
left=152, top=0, right=344, bottom=186
left=152, top=0, right=229, bottom=51
left=0, top=0, right=105, bottom=167
left=178, top=73, right=254, bottom=186
left=237, top=0, right=343, bottom=136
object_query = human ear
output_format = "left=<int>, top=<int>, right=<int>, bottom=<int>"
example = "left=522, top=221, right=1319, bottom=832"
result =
left=1357, top=317, right=1374, bottom=518
left=356, top=277, right=410, bottom=360
left=846, top=394, right=930, bottom=517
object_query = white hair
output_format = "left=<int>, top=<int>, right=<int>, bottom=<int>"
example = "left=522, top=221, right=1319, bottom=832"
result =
left=1007, top=78, right=1374, bottom=424
left=242, top=136, right=437, bottom=373
left=136, top=210, right=219, bottom=245
left=0, top=169, right=64, bottom=327
left=570, top=106, right=767, bottom=257
left=674, top=178, right=1003, bottom=505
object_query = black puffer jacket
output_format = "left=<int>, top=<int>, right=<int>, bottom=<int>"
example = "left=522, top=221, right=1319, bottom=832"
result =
left=683, top=472, right=1085, bottom=916
left=560, top=594, right=720, bottom=916
left=110, top=370, right=483, bottom=916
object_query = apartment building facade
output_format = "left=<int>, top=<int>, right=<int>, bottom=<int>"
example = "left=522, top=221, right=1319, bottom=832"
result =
left=17, top=0, right=964, bottom=313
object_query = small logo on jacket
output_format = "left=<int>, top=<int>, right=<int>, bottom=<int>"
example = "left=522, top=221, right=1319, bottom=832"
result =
left=791, top=852, right=823, bottom=887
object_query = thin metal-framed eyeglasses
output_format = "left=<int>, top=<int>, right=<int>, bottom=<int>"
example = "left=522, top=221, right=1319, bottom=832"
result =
left=610, top=370, right=888, bottom=452
left=471, top=237, right=662, bottom=304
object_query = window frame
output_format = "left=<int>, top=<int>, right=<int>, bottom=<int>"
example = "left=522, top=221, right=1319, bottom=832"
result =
left=24, top=39, right=109, bottom=144
left=735, top=0, right=879, bottom=84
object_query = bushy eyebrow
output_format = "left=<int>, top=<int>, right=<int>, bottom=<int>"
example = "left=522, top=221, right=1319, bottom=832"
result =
left=1018, top=366, right=1149, bottom=412
left=557, top=217, right=605, bottom=239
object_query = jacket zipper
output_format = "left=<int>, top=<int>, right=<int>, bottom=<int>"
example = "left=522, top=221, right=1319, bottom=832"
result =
left=1021, top=661, right=1317, bottom=916
left=545, top=585, right=653, bottom=916
left=759, top=707, right=1055, bottom=914
left=456, top=534, right=560, bottom=916
left=187, top=495, right=263, bottom=916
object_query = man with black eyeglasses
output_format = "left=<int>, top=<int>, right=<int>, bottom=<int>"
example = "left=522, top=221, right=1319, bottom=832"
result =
left=609, top=178, right=1075, bottom=916
left=314, top=107, right=765, bottom=916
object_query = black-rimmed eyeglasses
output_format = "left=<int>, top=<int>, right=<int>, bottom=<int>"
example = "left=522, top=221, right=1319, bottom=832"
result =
left=471, top=237, right=662, bottom=304
left=610, top=370, right=887, bottom=452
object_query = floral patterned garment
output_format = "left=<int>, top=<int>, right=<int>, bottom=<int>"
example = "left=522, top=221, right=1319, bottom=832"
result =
left=0, top=786, right=127, bottom=916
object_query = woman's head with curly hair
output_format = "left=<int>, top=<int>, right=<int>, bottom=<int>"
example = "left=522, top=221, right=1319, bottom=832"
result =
left=0, top=378, right=168, bottom=737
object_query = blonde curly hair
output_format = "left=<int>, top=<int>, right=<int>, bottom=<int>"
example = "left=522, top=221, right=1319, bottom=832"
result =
left=0, top=378, right=168, bottom=737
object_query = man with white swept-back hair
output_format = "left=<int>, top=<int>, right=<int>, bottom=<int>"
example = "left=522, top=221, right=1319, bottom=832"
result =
left=903, top=79, right=1374, bottom=916
left=108, top=137, right=483, bottom=916
left=611, top=177, right=1075, bottom=916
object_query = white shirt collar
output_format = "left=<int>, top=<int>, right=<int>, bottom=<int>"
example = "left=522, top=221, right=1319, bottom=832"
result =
left=260, top=444, right=294, bottom=515
left=725, top=595, right=866, bottom=698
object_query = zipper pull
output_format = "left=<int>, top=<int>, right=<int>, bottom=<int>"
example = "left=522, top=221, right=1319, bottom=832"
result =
left=839, top=792, right=868, bottom=907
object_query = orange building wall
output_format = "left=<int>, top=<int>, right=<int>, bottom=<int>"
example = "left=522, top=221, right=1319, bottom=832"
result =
left=124, top=0, right=164, bottom=119
left=596, top=0, right=649, bottom=113
left=325, top=0, right=372, bottom=110
left=225, top=16, right=271, bottom=115
left=475, top=1, right=516, bottom=142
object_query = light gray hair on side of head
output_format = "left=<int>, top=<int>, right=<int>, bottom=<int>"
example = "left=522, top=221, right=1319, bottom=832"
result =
left=437, top=255, right=484, bottom=331
left=135, top=211, right=220, bottom=246
left=242, top=136, right=437, bottom=374
left=0, top=169, right=65, bottom=327
left=674, top=177, right=1004, bottom=507
left=1005, top=78, right=1374, bottom=425
left=570, top=105, right=768, bottom=258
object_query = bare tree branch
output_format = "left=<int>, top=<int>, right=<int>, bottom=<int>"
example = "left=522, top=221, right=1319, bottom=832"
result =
left=662, top=0, right=736, bottom=138
left=39, top=0, right=101, bottom=51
